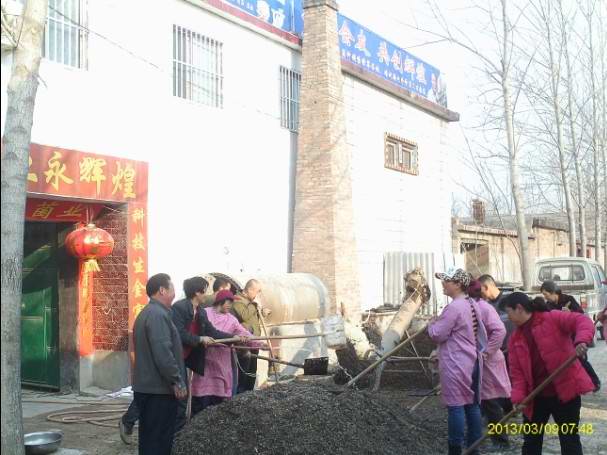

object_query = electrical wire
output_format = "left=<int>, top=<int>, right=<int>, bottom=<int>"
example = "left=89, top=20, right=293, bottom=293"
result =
left=45, top=4, right=455, bottom=127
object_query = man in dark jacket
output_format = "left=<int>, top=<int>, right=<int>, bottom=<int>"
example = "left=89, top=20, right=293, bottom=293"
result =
left=479, top=275, right=514, bottom=351
left=171, top=276, right=239, bottom=430
left=478, top=274, right=514, bottom=448
left=132, top=273, right=186, bottom=455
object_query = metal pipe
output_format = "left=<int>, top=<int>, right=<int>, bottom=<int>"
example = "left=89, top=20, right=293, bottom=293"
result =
left=386, top=356, right=433, bottom=362
left=346, top=325, right=427, bottom=388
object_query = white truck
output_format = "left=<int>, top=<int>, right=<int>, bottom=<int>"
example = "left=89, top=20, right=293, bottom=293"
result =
left=533, top=257, right=607, bottom=341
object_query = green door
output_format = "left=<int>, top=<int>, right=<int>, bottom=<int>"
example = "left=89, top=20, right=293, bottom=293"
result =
left=21, top=222, right=60, bottom=388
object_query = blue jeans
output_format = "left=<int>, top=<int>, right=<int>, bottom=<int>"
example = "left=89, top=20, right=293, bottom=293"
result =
left=447, top=359, right=482, bottom=448
left=448, top=403, right=482, bottom=448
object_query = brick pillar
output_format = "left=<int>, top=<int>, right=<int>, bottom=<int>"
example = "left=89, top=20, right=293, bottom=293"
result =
left=291, top=0, right=361, bottom=320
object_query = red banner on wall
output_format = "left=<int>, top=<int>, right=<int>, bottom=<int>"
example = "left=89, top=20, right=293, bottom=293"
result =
left=27, top=143, right=148, bottom=203
left=25, top=198, right=104, bottom=222
left=128, top=201, right=149, bottom=328
left=78, top=263, right=95, bottom=356
left=24, top=143, right=149, bottom=357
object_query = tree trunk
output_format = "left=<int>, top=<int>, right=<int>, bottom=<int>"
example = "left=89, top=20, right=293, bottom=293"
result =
left=1, top=1, right=48, bottom=454
left=600, top=11, right=607, bottom=269
left=560, top=0, right=587, bottom=257
left=501, top=0, right=531, bottom=289
left=544, top=1, right=577, bottom=256
left=587, top=6, right=603, bottom=264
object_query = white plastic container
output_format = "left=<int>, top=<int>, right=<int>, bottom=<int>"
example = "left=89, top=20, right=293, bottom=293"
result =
left=322, top=314, right=347, bottom=350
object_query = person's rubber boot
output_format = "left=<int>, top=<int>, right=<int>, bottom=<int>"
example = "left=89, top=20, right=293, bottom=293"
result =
left=448, top=444, right=462, bottom=455
left=119, top=419, right=133, bottom=445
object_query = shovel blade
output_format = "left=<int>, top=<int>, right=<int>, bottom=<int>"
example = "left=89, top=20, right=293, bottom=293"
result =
left=303, top=357, right=329, bottom=375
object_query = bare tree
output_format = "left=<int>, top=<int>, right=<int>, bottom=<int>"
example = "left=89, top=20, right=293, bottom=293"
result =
left=581, top=0, right=603, bottom=263
left=600, top=5, right=607, bottom=269
left=499, top=0, right=534, bottom=288
left=522, top=0, right=577, bottom=255
left=411, top=0, right=535, bottom=288
left=1, top=1, right=48, bottom=453
left=558, top=0, right=588, bottom=257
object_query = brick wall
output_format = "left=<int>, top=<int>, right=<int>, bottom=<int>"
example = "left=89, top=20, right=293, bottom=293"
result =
left=291, top=0, right=361, bottom=320
left=92, top=207, right=129, bottom=351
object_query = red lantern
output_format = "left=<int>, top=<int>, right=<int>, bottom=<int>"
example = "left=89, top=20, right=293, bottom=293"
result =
left=65, top=223, right=114, bottom=272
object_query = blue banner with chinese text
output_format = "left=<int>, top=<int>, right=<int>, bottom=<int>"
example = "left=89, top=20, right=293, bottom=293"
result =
left=223, top=0, right=304, bottom=36
left=337, top=14, right=448, bottom=108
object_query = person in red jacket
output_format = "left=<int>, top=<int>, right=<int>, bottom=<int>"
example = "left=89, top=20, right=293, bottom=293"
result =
left=502, top=292, right=594, bottom=455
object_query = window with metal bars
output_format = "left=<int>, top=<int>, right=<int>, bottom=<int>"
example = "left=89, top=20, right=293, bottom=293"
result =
left=384, top=133, right=419, bottom=175
left=43, top=0, right=87, bottom=69
left=280, top=66, right=301, bottom=132
left=173, top=25, right=223, bottom=108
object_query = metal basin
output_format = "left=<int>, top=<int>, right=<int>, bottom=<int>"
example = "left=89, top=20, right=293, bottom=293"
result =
left=24, top=431, right=63, bottom=455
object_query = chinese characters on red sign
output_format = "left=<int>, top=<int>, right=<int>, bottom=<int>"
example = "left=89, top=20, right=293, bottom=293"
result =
left=128, top=203, right=149, bottom=327
left=25, top=199, right=104, bottom=222
left=27, top=143, right=149, bottom=344
left=28, top=143, right=147, bottom=203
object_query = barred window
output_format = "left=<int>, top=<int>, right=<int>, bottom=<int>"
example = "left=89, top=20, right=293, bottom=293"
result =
left=173, top=25, right=223, bottom=108
left=280, top=66, right=301, bottom=132
left=44, top=0, right=87, bottom=68
left=384, top=133, right=419, bottom=175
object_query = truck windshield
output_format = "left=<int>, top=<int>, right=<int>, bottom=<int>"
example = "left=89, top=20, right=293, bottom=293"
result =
left=538, top=265, right=585, bottom=282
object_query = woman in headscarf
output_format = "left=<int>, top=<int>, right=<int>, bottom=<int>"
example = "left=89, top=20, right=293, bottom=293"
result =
left=190, top=290, right=266, bottom=415
left=428, top=268, right=505, bottom=455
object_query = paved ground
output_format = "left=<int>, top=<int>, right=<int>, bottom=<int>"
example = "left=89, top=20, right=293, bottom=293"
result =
left=22, top=390, right=135, bottom=455
left=22, top=342, right=606, bottom=454
left=490, top=341, right=607, bottom=455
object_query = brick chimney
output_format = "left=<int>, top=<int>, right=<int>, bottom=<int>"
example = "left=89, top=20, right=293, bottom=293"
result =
left=291, top=0, right=361, bottom=321
left=472, top=199, right=486, bottom=225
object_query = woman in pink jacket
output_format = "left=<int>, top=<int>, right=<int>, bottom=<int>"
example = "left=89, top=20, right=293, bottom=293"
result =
left=428, top=268, right=505, bottom=455
left=502, top=292, right=594, bottom=455
left=190, top=290, right=266, bottom=415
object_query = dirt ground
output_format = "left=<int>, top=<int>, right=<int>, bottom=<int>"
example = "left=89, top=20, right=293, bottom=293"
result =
left=23, top=341, right=606, bottom=454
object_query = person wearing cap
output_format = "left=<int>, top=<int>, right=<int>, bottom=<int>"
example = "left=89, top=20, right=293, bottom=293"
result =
left=502, top=292, right=594, bottom=455
left=427, top=267, right=488, bottom=455
left=200, top=277, right=233, bottom=309
left=190, top=290, right=266, bottom=414
left=468, top=279, right=512, bottom=450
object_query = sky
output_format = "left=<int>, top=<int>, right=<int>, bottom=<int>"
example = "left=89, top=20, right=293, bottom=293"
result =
left=338, top=0, right=606, bottom=219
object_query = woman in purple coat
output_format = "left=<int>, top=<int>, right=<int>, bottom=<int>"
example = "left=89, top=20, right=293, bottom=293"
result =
left=428, top=268, right=507, bottom=455
left=468, top=279, right=512, bottom=449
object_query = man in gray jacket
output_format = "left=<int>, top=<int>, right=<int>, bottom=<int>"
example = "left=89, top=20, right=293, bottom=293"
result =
left=133, top=273, right=187, bottom=455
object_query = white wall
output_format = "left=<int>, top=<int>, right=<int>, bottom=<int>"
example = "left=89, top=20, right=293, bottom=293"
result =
left=344, top=75, right=454, bottom=310
left=1, top=0, right=301, bottom=296
left=1, top=0, right=456, bottom=310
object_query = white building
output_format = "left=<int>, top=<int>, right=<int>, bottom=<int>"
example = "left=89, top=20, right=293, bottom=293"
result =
left=1, top=0, right=458, bottom=390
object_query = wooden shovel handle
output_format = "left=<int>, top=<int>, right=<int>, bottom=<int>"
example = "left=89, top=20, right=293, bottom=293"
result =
left=463, top=353, right=579, bottom=455
left=213, top=333, right=326, bottom=344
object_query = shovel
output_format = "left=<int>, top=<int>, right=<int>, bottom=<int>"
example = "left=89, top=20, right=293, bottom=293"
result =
left=250, top=353, right=329, bottom=376
left=462, top=353, right=580, bottom=455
